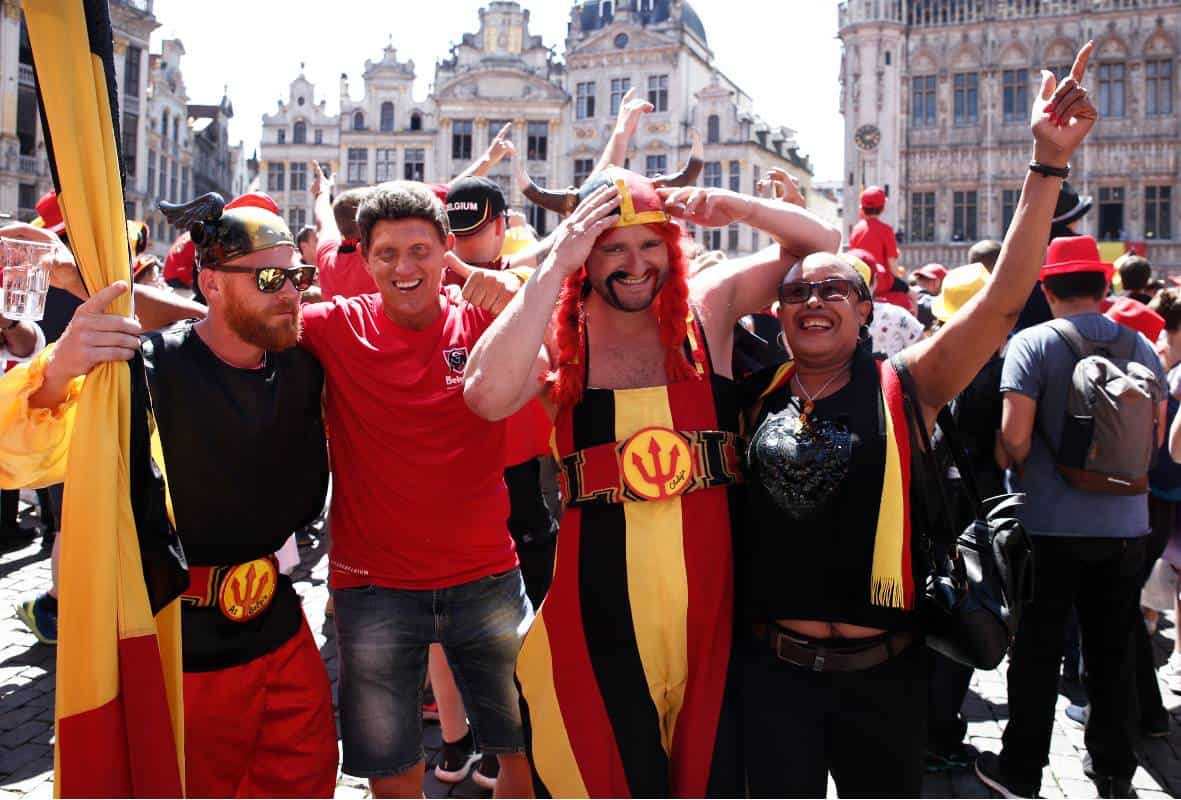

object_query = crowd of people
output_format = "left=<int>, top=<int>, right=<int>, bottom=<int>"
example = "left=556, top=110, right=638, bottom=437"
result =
left=0, top=42, right=1177, bottom=799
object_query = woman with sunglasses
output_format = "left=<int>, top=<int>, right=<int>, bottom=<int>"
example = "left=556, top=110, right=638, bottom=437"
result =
left=736, top=43, right=1098, bottom=797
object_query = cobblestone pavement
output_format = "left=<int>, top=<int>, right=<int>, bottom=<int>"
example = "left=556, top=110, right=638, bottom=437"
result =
left=2, top=495, right=1181, bottom=799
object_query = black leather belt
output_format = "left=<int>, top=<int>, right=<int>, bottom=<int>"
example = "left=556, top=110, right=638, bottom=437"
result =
left=753, top=623, right=916, bottom=672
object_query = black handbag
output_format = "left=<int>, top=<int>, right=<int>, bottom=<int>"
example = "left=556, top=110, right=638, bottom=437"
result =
left=898, top=367, right=1035, bottom=670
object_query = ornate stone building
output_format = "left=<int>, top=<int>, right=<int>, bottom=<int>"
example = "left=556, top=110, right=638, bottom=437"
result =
left=435, top=2, right=567, bottom=235
left=563, top=0, right=815, bottom=253
left=838, top=0, right=1181, bottom=271
left=0, top=0, right=158, bottom=222
left=260, top=0, right=817, bottom=254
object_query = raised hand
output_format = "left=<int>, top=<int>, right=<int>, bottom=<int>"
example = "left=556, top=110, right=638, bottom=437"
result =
left=615, top=86, right=655, bottom=139
left=311, top=161, right=334, bottom=198
left=757, top=168, right=806, bottom=208
left=658, top=186, right=755, bottom=228
left=488, top=122, right=515, bottom=164
left=0, top=222, right=86, bottom=299
left=545, top=183, right=622, bottom=278
left=1031, top=41, right=1098, bottom=166
left=444, top=252, right=522, bottom=316
left=46, top=282, right=142, bottom=381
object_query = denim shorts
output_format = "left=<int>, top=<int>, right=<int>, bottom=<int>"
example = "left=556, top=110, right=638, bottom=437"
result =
left=334, top=568, right=533, bottom=778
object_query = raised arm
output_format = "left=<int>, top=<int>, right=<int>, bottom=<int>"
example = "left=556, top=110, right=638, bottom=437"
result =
left=663, top=186, right=841, bottom=324
left=465, top=183, right=621, bottom=421
left=452, top=123, right=515, bottom=183
left=593, top=87, right=654, bottom=174
left=903, top=41, right=1097, bottom=422
left=311, top=161, right=339, bottom=240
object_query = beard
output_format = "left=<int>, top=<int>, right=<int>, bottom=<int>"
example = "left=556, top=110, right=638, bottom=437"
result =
left=588, top=267, right=669, bottom=312
left=223, top=288, right=302, bottom=352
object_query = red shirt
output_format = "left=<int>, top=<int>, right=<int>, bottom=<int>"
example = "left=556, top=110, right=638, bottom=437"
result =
left=442, top=257, right=553, bottom=465
left=316, top=236, right=378, bottom=299
left=300, top=287, right=517, bottom=590
left=163, top=233, right=195, bottom=287
left=849, top=217, right=899, bottom=272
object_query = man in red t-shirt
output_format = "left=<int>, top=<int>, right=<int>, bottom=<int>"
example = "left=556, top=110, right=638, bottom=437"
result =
left=848, top=185, right=901, bottom=278
left=298, top=182, right=533, bottom=799
left=310, top=162, right=378, bottom=299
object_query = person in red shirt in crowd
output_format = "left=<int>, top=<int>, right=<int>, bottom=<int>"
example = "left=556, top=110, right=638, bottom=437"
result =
left=1106, top=296, right=1166, bottom=343
left=163, top=231, right=196, bottom=290
left=849, top=185, right=901, bottom=278
left=426, top=176, right=557, bottom=791
left=848, top=246, right=915, bottom=314
left=310, top=162, right=379, bottom=299
left=298, top=182, right=532, bottom=799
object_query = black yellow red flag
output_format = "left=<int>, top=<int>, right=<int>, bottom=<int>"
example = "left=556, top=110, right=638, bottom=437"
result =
left=21, top=0, right=186, bottom=795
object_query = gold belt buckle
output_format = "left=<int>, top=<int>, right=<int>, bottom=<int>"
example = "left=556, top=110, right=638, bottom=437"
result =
left=217, top=557, right=278, bottom=623
left=619, top=426, right=693, bottom=500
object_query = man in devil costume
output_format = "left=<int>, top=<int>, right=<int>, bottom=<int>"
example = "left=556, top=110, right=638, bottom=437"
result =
left=464, top=156, right=841, bottom=796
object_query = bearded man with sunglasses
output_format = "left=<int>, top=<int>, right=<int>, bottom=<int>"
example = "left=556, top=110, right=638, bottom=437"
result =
left=20, top=194, right=339, bottom=797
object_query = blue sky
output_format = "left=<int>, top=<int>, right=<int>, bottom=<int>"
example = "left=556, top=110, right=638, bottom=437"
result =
left=152, top=0, right=845, bottom=181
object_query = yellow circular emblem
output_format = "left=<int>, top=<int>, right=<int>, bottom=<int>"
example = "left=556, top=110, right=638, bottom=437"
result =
left=218, top=558, right=278, bottom=622
left=620, top=427, right=693, bottom=501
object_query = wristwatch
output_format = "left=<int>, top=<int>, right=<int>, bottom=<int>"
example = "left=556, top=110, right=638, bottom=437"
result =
left=1028, top=161, right=1070, bottom=179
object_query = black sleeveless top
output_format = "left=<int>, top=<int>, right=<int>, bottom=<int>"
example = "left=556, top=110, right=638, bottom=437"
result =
left=739, top=346, right=922, bottom=631
left=142, top=322, right=329, bottom=670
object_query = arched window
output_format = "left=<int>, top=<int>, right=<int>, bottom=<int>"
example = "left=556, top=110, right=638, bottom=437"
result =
left=380, top=102, right=395, bottom=132
left=707, top=114, right=721, bottom=144
left=293, top=120, right=307, bottom=144
left=353, top=111, right=365, bottom=131
left=410, top=112, right=423, bottom=131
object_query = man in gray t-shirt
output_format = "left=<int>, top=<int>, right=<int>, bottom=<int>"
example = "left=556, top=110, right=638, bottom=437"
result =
left=988, top=235, right=1164, bottom=797
left=1002, top=312, right=1166, bottom=536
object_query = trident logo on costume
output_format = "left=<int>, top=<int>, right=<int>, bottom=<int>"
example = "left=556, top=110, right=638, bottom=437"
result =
left=219, top=558, right=278, bottom=622
left=620, top=427, right=693, bottom=501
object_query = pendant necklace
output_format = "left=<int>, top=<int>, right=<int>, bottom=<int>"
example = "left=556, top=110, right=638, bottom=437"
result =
left=792, top=369, right=844, bottom=431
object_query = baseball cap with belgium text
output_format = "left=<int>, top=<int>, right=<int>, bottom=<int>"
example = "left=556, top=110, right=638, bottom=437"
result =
left=445, top=177, right=508, bottom=237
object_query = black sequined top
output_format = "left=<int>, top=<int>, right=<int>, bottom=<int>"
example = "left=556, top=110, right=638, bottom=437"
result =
left=739, top=346, right=921, bottom=631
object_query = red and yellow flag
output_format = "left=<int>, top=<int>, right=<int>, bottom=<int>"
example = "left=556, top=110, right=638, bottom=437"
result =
left=22, top=1, right=185, bottom=796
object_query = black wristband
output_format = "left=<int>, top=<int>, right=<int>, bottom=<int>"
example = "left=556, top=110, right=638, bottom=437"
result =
left=1029, top=161, right=1070, bottom=178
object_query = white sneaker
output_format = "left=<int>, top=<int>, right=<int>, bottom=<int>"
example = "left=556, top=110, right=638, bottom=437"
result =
left=1161, top=651, right=1181, bottom=695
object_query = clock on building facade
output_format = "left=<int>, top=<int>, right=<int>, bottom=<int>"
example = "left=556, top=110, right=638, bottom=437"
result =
left=854, top=124, right=881, bottom=151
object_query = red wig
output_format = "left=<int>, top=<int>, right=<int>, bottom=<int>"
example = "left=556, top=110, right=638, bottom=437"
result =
left=548, top=220, right=700, bottom=409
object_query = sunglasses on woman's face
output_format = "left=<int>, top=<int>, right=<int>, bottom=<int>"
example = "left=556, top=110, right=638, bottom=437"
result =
left=208, top=265, right=317, bottom=294
left=778, top=278, right=859, bottom=305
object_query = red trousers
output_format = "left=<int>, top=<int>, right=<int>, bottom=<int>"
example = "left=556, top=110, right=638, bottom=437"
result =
left=183, top=618, right=338, bottom=798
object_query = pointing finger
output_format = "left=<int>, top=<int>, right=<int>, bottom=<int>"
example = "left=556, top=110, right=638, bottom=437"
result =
left=82, top=281, right=130, bottom=314
left=1070, top=40, right=1094, bottom=83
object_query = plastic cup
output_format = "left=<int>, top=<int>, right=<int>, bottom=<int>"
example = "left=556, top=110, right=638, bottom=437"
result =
left=1, top=238, right=55, bottom=322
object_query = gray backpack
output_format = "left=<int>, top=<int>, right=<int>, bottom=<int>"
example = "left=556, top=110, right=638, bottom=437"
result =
left=1043, top=319, right=1161, bottom=495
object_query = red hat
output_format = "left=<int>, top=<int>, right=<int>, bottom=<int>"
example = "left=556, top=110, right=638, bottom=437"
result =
left=33, top=190, right=66, bottom=234
left=225, top=191, right=281, bottom=215
left=1041, top=235, right=1114, bottom=280
left=162, top=231, right=196, bottom=287
left=847, top=246, right=891, bottom=295
left=860, top=185, right=886, bottom=211
left=1106, top=296, right=1164, bottom=343
left=915, top=263, right=947, bottom=281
